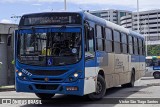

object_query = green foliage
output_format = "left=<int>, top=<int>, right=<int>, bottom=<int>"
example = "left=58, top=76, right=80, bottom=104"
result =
left=11, top=60, right=15, bottom=65
left=147, top=45, right=160, bottom=56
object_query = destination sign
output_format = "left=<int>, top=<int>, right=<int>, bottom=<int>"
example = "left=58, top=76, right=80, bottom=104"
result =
left=19, top=13, right=82, bottom=26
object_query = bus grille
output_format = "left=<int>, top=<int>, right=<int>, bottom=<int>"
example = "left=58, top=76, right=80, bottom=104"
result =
left=28, top=70, right=67, bottom=76
left=32, top=78, right=62, bottom=82
left=35, top=84, right=59, bottom=90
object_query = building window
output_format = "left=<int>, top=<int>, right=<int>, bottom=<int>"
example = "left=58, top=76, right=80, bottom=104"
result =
left=120, top=12, right=126, bottom=17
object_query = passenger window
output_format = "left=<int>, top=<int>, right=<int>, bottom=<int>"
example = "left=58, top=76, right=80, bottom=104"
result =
left=129, top=35, right=133, bottom=54
left=96, top=25, right=102, bottom=38
left=121, top=33, right=128, bottom=54
left=142, top=40, right=145, bottom=55
left=114, top=30, right=121, bottom=54
left=139, top=39, right=143, bottom=55
left=105, top=28, right=113, bottom=52
left=96, top=25, right=104, bottom=51
left=134, top=37, right=138, bottom=55
left=85, top=25, right=94, bottom=53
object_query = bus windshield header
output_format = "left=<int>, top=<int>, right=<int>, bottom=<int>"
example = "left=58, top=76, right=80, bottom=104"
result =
left=19, top=13, right=82, bottom=26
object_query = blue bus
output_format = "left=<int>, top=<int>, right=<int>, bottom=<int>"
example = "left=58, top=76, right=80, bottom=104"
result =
left=15, top=11, right=145, bottom=100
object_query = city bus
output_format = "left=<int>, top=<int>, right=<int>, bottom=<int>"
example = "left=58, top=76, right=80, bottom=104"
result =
left=146, top=56, right=160, bottom=79
left=14, top=11, right=145, bottom=100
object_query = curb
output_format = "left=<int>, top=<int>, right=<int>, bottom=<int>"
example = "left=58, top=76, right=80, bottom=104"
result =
left=0, top=85, right=15, bottom=91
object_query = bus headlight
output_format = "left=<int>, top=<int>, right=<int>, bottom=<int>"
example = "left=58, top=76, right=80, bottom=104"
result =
left=65, top=71, right=82, bottom=82
left=73, top=73, right=79, bottom=78
left=18, top=72, right=23, bottom=76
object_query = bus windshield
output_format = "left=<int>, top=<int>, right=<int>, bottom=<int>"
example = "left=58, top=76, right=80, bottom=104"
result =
left=146, top=58, right=160, bottom=67
left=17, top=28, right=82, bottom=66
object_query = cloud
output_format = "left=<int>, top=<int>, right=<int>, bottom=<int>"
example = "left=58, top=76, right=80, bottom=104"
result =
left=32, top=3, right=42, bottom=6
left=0, top=19, right=12, bottom=23
left=0, top=0, right=160, bottom=11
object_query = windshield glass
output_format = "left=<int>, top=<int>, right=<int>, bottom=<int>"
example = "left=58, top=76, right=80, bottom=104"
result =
left=17, top=28, right=82, bottom=66
left=146, top=58, right=160, bottom=67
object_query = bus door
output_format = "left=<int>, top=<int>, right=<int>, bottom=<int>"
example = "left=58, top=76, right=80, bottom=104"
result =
left=84, top=22, right=97, bottom=94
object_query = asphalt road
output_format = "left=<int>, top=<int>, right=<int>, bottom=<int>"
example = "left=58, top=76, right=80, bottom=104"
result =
left=0, top=77, right=160, bottom=107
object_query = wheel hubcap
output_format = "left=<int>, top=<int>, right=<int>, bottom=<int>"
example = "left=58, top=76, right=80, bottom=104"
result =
left=155, top=73, right=159, bottom=78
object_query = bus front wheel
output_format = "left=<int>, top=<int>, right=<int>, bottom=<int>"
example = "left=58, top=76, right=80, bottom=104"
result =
left=35, top=93, right=55, bottom=100
left=88, top=75, right=106, bottom=100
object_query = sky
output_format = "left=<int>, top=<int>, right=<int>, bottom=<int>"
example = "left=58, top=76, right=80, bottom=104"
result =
left=0, top=0, right=160, bottom=24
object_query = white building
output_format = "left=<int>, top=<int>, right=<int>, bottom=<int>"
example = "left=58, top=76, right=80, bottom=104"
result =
left=90, top=9, right=132, bottom=25
left=121, top=9, right=160, bottom=45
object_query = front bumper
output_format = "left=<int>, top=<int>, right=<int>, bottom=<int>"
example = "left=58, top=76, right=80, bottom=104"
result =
left=15, top=78, right=84, bottom=96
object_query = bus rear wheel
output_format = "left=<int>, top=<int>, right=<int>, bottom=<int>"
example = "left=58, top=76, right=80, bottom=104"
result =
left=35, top=93, right=55, bottom=100
left=122, top=72, right=135, bottom=88
left=88, top=75, right=106, bottom=100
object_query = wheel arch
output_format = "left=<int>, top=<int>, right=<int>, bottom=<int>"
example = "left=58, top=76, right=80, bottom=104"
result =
left=98, top=70, right=105, bottom=79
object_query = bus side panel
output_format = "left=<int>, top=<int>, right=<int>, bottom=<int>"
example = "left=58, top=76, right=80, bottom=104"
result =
left=128, top=55, right=133, bottom=82
left=130, top=55, right=145, bottom=81
left=132, top=55, right=140, bottom=80
left=118, top=54, right=130, bottom=85
left=104, top=53, right=114, bottom=88
left=139, top=56, right=145, bottom=78
left=84, top=59, right=97, bottom=95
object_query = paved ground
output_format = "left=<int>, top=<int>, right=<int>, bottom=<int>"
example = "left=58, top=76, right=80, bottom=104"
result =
left=0, top=77, right=160, bottom=107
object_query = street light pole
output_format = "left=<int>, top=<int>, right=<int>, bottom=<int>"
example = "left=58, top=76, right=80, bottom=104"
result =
left=144, top=19, right=148, bottom=56
left=64, top=0, right=67, bottom=11
left=137, top=0, right=140, bottom=33
left=11, top=15, right=21, bottom=24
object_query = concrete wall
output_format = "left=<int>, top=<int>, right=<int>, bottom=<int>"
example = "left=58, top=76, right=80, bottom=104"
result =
left=0, top=23, right=17, bottom=86
left=0, top=34, right=7, bottom=85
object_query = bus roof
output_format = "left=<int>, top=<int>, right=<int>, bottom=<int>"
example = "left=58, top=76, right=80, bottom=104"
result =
left=20, top=11, right=144, bottom=40
left=83, top=12, right=144, bottom=39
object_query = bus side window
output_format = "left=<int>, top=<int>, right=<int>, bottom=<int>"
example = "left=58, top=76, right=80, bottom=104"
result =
left=121, top=33, right=127, bottom=54
left=142, top=40, right=145, bottom=55
left=113, top=30, right=121, bottom=54
left=137, top=38, right=140, bottom=55
left=96, top=25, right=104, bottom=51
left=105, top=28, right=113, bottom=52
left=139, top=39, right=142, bottom=55
left=129, top=35, right=133, bottom=54
left=85, top=24, right=94, bottom=53
left=134, top=37, right=138, bottom=55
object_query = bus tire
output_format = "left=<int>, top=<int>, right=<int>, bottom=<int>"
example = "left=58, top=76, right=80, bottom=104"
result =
left=122, top=72, right=135, bottom=88
left=35, top=93, right=55, bottom=100
left=88, top=75, right=106, bottom=100
left=153, top=72, right=160, bottom=79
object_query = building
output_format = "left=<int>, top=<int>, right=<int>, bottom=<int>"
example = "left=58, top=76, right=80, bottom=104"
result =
left=0, top=23, right=17, bottom=86
left=121, top=9, right=160, bottom=45
left=90, top=9, right=132, bottom=25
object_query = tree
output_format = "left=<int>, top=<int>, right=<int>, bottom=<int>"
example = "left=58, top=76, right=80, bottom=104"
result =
left=147, top=45, right=160, bottom=56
